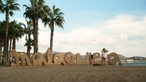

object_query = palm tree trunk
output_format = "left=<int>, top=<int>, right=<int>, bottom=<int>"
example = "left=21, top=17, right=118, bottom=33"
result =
left=12, top=38, right=16, bottom=49
left=27, top=32, right=31, bottom=59
left=3, top=7, right=9, bottom=65
left=36, top=16, right=38, bottom=53
left=27, top=46, right=31, bottom=59
left=0, top=43, right=2, bottom=64
left=9, top=39, right=12, bottom=51
left=33, top=16, right=38, bottom=53
left=50, top=24, right=54, bottom=52
left=32, top=18, right=35, bottom=53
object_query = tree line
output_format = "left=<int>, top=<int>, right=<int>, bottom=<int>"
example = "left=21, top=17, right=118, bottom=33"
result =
left=0, top=0, right=65, bottom=65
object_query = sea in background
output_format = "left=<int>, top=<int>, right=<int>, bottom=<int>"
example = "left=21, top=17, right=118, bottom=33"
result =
left=123, top=63, right=146, bottom=66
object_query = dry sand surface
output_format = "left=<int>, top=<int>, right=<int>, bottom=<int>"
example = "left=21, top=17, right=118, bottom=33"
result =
left=0, top=65, right=146, bottom=82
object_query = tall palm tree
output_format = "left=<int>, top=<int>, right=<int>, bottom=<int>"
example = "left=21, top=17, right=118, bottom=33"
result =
left=43, top=5, right=65, bottom=52
left=0, top=21, right=5, bottom=64
left=24, top=20, right=34, bottom=59
left=0, top=0, right=19, bottom=64
left=23, top=0, right=50, bottom=53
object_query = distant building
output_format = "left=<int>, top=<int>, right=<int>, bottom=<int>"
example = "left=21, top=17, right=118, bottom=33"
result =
left=126, top=59, right=134, bottom=63
left=121, top=60, right=127, bottom=63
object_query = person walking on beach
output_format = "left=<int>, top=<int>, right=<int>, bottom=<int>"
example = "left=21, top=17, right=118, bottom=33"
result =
left=101, top=48, right=108, bottom=66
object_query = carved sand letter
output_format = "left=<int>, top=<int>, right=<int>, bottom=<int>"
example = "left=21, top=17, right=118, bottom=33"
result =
left=107, top=52, right=123, bottom=66
left=64, top=52, right=76, bottom=64
left=8, top=49, right=20, bottom=66
left=46, top=48, right=53, bottom=64
left=92, top=52, right=101, bottom=65
left=76, top=52, right=90, bottom=64
left=53, top=53, right=66, bottom=64
left=32, top=52, right=48, bottom=66
left=19, top=53, right=32, bottom=66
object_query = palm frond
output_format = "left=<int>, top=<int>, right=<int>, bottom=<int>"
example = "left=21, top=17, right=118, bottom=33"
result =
left=9, top=11, right=14, bottom=16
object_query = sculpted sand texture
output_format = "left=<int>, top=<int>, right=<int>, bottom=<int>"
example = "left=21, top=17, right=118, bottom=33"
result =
left=8, top=48, right=122, bottom=66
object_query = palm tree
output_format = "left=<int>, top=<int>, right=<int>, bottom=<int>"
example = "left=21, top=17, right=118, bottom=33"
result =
left=23, top=0, right=50, bottom=53
left=8, top=21, right=16, bottom=51
left=43, top=5, right=65, bottom=52
left=8, top=20, right=25, bottom=50
left=24, top=20, right=34, bottom=59
left=0, top=0, right=19, bottom=64
left=0, top=21, right=5, bottom=64
left=0, top=20, right=25, bottom=64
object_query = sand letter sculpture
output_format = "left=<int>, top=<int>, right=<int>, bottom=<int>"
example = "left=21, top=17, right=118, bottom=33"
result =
left=8, top=48, right=122, bottom=66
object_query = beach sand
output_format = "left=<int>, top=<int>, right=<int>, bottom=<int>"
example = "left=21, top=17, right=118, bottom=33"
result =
left=0, top=65, right=146, bottom=82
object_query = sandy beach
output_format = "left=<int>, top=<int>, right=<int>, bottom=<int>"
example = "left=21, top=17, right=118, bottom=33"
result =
left=0, top=65, right=146, bottom=82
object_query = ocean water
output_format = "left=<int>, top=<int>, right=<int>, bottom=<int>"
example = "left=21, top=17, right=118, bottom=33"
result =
left=123, top=63, right=146, bottom=66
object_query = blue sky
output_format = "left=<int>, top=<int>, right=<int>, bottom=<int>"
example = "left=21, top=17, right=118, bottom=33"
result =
left=0, top=0, right=146, bottom=57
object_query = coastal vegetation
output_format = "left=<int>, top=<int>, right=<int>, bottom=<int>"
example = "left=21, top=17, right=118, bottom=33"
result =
left=0, top=0, right=20, bottom=64
left=0, top=0, right=65, bottom=65
left=42, top=5, right=65, bottom=52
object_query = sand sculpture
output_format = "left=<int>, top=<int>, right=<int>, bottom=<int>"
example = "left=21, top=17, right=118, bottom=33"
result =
left=92, top=52, right=101, bottom=65
left=76, top=52, right=90, bottom=64
left=53, top=53, right=66, bottom=65
left=108, top=52, right=123, bottom=66
left=8, top=49, right=32, bottom=66
left=19, top=53, right=32, bottom=66
left=64, top=52, right=76, bottom=64
left=32, top=52, right=48, bottom=66
left=46, top=48, right=53, bottom=65
left=8, top=48, right=122, bottom=66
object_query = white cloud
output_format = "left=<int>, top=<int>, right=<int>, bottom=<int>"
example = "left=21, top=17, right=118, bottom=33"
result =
left=104, top=14, right=146, bottom=36
left=16, top=14, right=146, bottom=57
